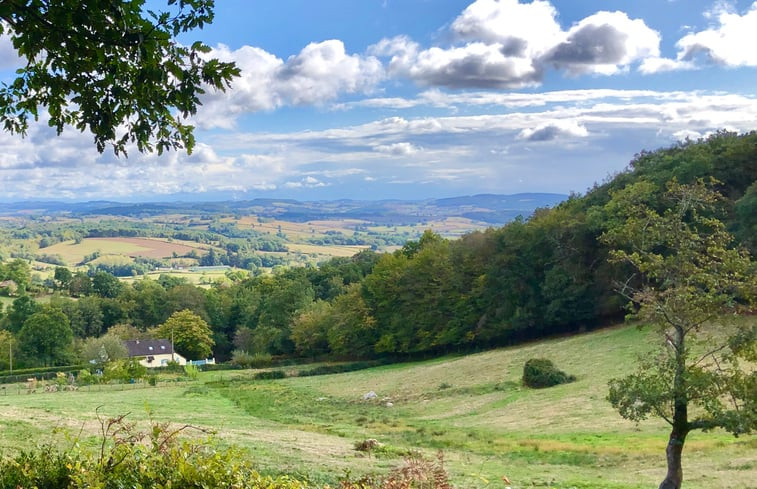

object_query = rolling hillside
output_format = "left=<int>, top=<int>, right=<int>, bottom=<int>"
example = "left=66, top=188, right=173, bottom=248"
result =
left=0, top=323, right=753, bottom=488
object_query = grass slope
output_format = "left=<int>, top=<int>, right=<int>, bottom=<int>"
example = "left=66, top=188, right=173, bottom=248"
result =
left=0, top=325, right=753, bottom=488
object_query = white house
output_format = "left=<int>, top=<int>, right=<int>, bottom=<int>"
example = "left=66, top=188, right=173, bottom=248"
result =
left=123, top=339, right=187, bottom=368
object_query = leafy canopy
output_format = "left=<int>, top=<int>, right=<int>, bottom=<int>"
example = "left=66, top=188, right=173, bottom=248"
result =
left=0, top=0, right=239, bottom=155
left=602, top=179, right=756, bottom=488
left=155, top=309, right=214, bottom=360
left=603, top=179, right=755, bottom=434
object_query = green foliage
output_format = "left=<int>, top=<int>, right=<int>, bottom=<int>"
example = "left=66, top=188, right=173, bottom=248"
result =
left=602, top=179, right=756, bottom=487
left=106, top=323, right=144, bottom=341
left=104, top=358, right=147, bottom=383
left=183, top=363, right=200, bottom=380
left=0, top=0, right=239, bottom=155
left=291, top=300, right=332, bottom=356
left=254, top=369, right=287, bottom=380
left=0, top=259, right=31, bottom=293
left=68, top=271, right=93, bottom=297
left=326, top=284, right=378, bottom=358
left=231, top=350, right=273, bottom=369
left=155, top=309, right=214, bottom=360
left=91, top=270, right=123, bottom=298
left=76, top=368, right=97, bottom=386
left=0, top=416, right=307, bottom=488
left=78, top=332, right=128, bottom=365
left=0, top=446, right=72, bottom=488
left=18, top=305, right=73, bottom=367
left=0, top=133, right=752, bottom=375
left=3, top=294, right=41, bottom=333
left=522, top=358, right=576, bottom=388
left=0, top=330, right=16, bottom=370
left=53, top=266, right=72, bottom=290
left=53, top=295, right=104, bottom=338
left=295, top=360, right=387, bottom=377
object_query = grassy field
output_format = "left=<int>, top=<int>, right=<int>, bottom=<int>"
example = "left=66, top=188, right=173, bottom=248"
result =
left=43, top=237, right=209, bottom=265
left=0, top=325, right=753, bottom=488
left=121, top=269, right=233, bottom=286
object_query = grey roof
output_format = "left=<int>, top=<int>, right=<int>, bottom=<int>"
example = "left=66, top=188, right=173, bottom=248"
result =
left=124, top=339, right=174, bottom=357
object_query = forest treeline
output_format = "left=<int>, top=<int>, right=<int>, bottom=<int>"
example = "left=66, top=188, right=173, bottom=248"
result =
left=0, top=131, right=754, bottom=367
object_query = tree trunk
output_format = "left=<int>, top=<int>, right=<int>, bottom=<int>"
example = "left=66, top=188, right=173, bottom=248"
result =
left=658, top=429, right=687, bottom=489
left=660, top=325, right=689, bottom=489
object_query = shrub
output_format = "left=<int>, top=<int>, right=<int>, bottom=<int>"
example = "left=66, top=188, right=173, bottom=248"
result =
left=295, top=360, right=387, bottom=377
left=77, top=369, right=97, bottom=386
left=231, top=350, right=273, bottom=369
left=184, top=363, right=200, bottom=380
left=104, top=358, right=148, bottom=383
left=253, top=369, right=286, bottom=380
left=250, top=352, right=273, bottom=368
left=522, top=358, right=575, bottom=388
left=0, top=416, right=309, bottom=489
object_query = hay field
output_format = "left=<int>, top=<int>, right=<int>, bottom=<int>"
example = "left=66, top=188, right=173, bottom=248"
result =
left=42, top=237, right=208, bottom=265
left=0, top=324, right=753, bottom=488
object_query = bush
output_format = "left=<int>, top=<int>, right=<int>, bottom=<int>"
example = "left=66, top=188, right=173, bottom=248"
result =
left=103, top=358, right=148, bottom=383
left=184, top=363, right=200, bottom=380
left=231, top=350, right=272, bottom=369
left=77, top=369, right=97, bottom=386
left=522, top=358, right=576, bottom=388
left=0, top=416, right=309, bottom=489
left=295, top=360, right=388, bottom=377
left=253, top=369, right=286, bottom=380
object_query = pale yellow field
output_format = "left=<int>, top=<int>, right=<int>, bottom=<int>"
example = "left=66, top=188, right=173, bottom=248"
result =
left=42, top=237, right=208, bottom=265
left=286, top=243, right=368, bottom=257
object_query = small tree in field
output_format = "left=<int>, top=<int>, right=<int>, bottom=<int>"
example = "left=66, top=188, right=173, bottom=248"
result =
left=602, top=179, right=756, bottom=489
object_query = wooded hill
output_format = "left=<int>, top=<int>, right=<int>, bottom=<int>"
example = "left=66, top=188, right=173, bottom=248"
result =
left=0, top=131, right=754, bottom=367
left=282, top=130, right=755, bottom=358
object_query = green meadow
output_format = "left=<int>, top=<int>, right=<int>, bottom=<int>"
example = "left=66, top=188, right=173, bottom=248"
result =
left=0, top=324, right=753, bottom=488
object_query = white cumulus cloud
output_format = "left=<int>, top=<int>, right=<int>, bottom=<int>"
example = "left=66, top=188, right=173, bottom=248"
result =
left=451, top=0, right=562, bottom=56
left=544, top=11, right=661, bottom=75
left=370, top=1, right=661, bottom=89
left=676, top=2, right=757, bottom=66
left=197, top=40, right=384, bottom=128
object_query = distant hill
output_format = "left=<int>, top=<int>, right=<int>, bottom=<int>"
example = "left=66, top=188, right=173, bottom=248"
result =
left=0, top=193, right=567, bottom=225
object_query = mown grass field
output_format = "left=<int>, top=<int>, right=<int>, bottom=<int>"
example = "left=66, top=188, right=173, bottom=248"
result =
left=43, top=237, right=209, bottom=265
left=0, top=325, right=753, bottom=488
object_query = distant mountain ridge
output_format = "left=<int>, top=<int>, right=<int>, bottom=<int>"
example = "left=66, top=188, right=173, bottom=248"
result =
left=0, top=193, right=567, bottom=225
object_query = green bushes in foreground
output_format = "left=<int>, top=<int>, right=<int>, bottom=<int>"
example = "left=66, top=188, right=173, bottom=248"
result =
left=0, top=416, right=307, bottom=489
left=0, top=414, right=454, bottom=489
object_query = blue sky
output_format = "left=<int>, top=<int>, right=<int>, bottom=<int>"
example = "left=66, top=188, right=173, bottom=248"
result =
left=1, top=0, right=756, bottom=201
